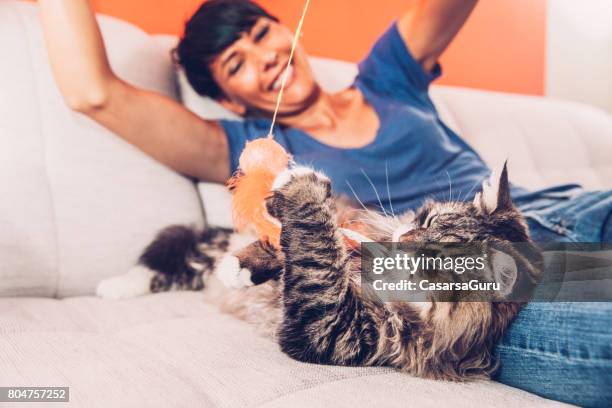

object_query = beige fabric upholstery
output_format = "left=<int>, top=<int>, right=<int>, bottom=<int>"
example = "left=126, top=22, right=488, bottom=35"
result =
left=430, top=87, right=612, bottom=191
left=0, top=293, right=572, bottom=407
left=0, top=2, right=204, bottom=297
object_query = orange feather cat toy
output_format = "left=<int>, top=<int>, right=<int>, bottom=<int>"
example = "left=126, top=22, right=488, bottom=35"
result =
left=227, top=138, right=368, bottom=251
left=226, top=138, right=290, bottom=248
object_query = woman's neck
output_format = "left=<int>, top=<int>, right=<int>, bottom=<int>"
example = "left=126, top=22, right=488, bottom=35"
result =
left=278, top=88, right=352, bottom=132
left=270, top=86, right=380, bottom=149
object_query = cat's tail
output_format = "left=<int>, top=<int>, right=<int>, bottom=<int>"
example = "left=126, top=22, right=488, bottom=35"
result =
left=96, top=225, right=231, bottom=300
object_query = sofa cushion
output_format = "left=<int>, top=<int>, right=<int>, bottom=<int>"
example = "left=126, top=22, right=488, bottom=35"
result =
left=0, top=293, right=571, bottom=407
left=0, top=2, right=204, bottom=297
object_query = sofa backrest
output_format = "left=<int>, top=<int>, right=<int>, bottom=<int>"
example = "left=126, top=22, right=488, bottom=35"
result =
left=0, top=2, right=204, bottom=297
left=430, top=87, right=612, bottom=191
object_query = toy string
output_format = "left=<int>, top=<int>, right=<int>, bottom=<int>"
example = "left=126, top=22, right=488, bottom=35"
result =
left=267, top=0, right=311, bottom=138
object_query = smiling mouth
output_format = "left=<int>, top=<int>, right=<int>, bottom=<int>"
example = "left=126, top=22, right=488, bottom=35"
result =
left=269, top=63, right=295, bottom=92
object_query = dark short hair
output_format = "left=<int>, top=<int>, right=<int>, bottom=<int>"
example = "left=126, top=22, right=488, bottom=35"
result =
left=174, top=0, right=278, bottom=99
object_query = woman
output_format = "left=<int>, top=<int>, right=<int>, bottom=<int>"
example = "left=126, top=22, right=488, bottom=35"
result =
left=39, top=0, right=489, bottom=213
left=39, top=1, right=611, bottom=406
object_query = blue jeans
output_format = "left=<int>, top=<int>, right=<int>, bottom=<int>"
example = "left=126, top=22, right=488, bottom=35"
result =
left=494, top=188, right=612, bottom=407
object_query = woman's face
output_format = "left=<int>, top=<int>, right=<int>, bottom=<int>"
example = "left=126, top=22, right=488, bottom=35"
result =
left=210, top=17, right=319, bottom=117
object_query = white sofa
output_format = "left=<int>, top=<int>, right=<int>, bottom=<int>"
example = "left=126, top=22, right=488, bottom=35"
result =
left=2, top=2, right=611, bottom=406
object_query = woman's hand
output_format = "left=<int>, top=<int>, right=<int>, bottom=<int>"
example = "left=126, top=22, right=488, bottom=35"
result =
left=38, top=0, right=230, bottom=182
left=398, top=0, right=478, bottom=73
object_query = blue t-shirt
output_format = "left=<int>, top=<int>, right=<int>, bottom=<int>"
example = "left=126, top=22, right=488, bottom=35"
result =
left=220, top=24, right=502, bottom=213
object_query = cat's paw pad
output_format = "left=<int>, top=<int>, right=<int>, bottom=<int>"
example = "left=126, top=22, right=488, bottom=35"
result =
left=272, top=166, right=329, bottom=191
left=95, top=265, right=155, bottom=300
left=215, top=255, right=254, bottom=289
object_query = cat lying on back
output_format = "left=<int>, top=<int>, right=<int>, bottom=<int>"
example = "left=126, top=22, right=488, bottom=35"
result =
left=97, top=164, right=542, bottom=380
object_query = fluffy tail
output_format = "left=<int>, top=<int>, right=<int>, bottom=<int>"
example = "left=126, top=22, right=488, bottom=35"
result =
left=139, top=225, right=231, bottom=292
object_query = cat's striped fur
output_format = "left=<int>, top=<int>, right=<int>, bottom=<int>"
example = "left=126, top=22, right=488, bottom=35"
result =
left=97, top=164, right=542, bottom=380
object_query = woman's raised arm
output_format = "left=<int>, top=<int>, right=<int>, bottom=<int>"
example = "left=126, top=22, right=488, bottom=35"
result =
left=38, top=0, right=230, bottom=183
left=398, top=0, right=478, bottom=73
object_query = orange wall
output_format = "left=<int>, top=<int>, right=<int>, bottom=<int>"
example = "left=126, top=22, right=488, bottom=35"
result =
left=91, top=0, right=546, bottom=95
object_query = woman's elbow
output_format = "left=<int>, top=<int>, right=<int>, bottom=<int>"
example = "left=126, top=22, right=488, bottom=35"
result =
left=63, top=88, right=110, bottom=113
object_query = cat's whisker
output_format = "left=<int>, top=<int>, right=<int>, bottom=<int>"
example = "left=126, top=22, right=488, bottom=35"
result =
left=348, top=209, right=402, bottom=241
left=346, top=181, right=374, bottom=216
left=445, top=170, right=453, bottom=202
left=460, top=178, right=482, bottom=203
left=385, top=161, right=395, bottom=217
left=360, top=168, right=388, bottom=217
left=456, top=188, right=463, bottom=203
left=339, top=228, right=373, bottom=243
left=357, top=219, right=395, bottom=233
left=432, top=174, right=448, bottom=203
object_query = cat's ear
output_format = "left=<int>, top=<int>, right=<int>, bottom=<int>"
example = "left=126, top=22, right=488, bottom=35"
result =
left=489, top=249, right=518, bottom=297
left=495, top=162, right=512, bottom=211
left=474, top=161, right=512, bottom=213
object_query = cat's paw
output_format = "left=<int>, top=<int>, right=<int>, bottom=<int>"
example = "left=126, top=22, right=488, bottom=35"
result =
left=215, top=254, right=254, bottom=289
left=272, top=166, right=329, bottom=191
left=95, top=265, right=155, bottom=300
left=269, top=167, right=331, bottom=218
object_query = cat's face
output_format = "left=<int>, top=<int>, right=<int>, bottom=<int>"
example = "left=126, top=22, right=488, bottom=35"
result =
left=385, top=165, right=542, bottom=299
left=398, top=164, right=530, bottom=245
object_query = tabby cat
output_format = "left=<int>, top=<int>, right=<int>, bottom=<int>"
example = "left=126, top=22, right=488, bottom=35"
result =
left=97, top=164, right=542, bottom=380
